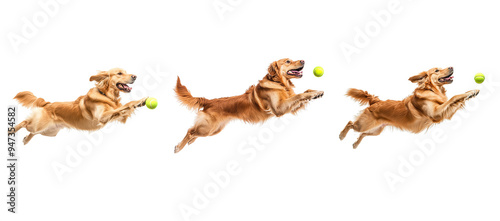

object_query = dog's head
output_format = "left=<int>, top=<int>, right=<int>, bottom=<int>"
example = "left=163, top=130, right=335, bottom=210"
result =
left=409, top=67, right=454, bottom=86
left=268, top=58, right=305, bottom=80
left=90, top=68, right=137, bottom=95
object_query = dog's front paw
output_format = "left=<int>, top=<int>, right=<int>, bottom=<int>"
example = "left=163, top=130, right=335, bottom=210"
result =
left=135, top=97, right=148, bottom=108
left=465, top=90, right=480, bottom=99
left=312, top=91, right=324, bottom=99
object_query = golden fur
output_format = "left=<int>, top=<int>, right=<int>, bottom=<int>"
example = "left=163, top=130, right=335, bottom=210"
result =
left=12, top=68, right=148, bottom=145
left=339, top=67, right=480, bottom=149
left=174, top=58, right=324, bottom=153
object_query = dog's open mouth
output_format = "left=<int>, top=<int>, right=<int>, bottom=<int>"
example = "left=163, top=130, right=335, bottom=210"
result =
left=287, top=66, right=304, bottom=78
left=117, top=83, right=132, bottom=92
left=438, top=73, right=454, bottom=83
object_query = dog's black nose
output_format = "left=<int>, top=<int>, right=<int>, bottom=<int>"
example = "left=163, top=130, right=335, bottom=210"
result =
left=300, top=60, right=305, bottom=65
left=131, top=75, right=137, bottom=80
left=448, top=67, right=453, bottom=71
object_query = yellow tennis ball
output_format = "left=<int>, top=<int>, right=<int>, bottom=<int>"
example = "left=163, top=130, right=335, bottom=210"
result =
left=313, top=66, right=324, bottom=77
left=146, top=97, right=158, bottom=109
left=474, top=73, right=485, bottom=84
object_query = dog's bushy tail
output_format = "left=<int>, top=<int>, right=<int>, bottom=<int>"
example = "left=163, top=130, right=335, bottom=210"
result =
left=346, top=88, right=380, bottom=106
left=175, top=77, right=209, bottom=110
left=14, top=91, right=50, bottom=108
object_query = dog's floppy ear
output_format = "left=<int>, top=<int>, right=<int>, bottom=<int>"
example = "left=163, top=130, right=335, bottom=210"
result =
left=90, top=71, right=109, bottom=82
left=267, top=60, right=291, bottom=88
left=267, top=61, right=279, bottom=78
left=409, top=71, right=427, bottom=83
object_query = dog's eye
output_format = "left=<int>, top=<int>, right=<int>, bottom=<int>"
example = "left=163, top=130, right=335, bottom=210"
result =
left=435, top=69, right=439, bottom=72
left=286, top=60, right=291, bottom=64
left=118, top=72, right=122, bottom=75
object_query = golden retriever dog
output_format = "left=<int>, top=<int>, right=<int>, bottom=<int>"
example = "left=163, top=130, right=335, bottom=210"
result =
left=174, top=58, right=324, bottom=153
left=12, top=68, right=148, bottom=145
left=339, top=67, right=480, bottom=149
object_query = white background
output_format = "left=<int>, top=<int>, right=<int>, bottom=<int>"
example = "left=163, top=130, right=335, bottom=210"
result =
left=1, top=0, right=500, bottom=220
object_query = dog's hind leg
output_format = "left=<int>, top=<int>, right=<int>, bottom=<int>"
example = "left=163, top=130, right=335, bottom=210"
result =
left=352, top=124, right=386, bottom=149
left=210, top=121, right=228, bottom=136
left=24, top=126, right=61, bottom=145
left=339, top=121, right=354, bottom=140
left=9, top=120, right=28, bottom=135
left=175, top=128, right=195, bottom=153
left=22, top=113, right=57, bottom=145
left=352, top=110, right=381, bottom=132
left=175, top=125, right=215, bottom=153
left=340, top=109, right=379, bottom=141
left=175, top=113, right=219, bottom=153
left=187, top=121, right=227, bottom=146
left=187, top=137, right=198, bottom=145
left=23, top=133, right=36, bottom=145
